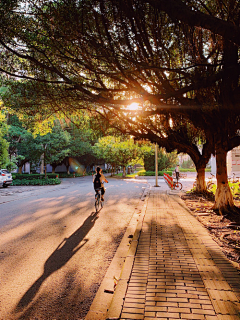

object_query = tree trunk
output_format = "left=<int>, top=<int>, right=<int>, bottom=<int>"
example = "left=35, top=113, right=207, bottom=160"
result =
left=18, top=166, right=22, bottom=174
left=195, top=166, right=206, bottom=193
left=123, top=166, right=126, bottom=177
left=52, top=166, right=56, bottom=173
left=213, top=146, right=234, bottom=214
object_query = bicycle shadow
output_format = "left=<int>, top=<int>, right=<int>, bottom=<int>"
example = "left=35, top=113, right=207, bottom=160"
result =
left=15, top=211, right=99, bottom=313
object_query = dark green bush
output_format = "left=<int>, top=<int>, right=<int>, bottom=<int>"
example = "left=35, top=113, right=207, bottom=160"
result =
left=12, top=178, right=61, bottom=186
left=12, top=173, right=59, bottom=180
left=138, top=170, right=172, bottom=176
left=179, top=168, right=196, bottom=172
left=177, top=168, right=210, bottom=172
left=58, top=172, right=88, bottom=178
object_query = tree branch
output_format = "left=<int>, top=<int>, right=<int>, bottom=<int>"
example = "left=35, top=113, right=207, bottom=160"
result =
left=147, top=0, right=240, bottom=45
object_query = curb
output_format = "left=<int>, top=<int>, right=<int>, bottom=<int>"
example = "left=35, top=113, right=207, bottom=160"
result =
left=85, top=186, right=150, bottom=320
left=134, top=176, right=164, bottom=179
left=105, top=188, right=149, bottom=320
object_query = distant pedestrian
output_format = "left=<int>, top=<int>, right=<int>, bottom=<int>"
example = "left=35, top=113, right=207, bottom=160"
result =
left=175, top=165, right=180, bottom=181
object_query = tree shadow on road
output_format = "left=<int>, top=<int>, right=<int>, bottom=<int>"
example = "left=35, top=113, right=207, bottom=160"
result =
left=14, top=211, right=99, bottom=314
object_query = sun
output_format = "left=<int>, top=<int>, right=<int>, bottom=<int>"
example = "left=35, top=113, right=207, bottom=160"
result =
left=126, top=102, right=141, bottom=110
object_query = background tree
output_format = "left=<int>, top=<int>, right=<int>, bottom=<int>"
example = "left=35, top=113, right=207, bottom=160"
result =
left=144, top=147, right=178, bottom=172
left=6, top=114, right=34, bottom=173
left=5, top=115, right=69, bottom=173
left=181, top=158, right=195, bottom=169
left=33, top=125, right=71, bottom=175
left=93, top=136, right=118, bottom=176
left=59, top=113, right=108, bottom=173
left=0, top=112, right=9, bottom=167
left=93, top=136, right=148, bottom=177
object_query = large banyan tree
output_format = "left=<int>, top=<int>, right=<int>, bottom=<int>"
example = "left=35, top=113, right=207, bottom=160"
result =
left=1, top=0, right=240, bottom=214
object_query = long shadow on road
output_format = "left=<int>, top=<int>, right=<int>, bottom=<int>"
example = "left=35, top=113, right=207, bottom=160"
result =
left=14, top=210, right=99, bottom=314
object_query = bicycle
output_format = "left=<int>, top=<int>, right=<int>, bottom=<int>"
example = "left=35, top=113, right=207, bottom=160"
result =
left=206, top=173, right=215, bottom=191
left=172, top=179, right=182, bottom=190
left=179, top=172, right=187, bottom=179
left=228, top=173, right=240, bottom=193
left=228, top=173, right=240, bottom=184
left=95, top=188, right=103, bottom=212
left=192, top=173, right=215, bottom=191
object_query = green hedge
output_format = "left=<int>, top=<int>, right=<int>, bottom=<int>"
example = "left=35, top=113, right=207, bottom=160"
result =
left=58, top=172, right=93, bottom=178
left=137, top=168, right=212, bottom=176
left=12, top=173, right=59, bottom=180
left=168, top=168, right=211, bottom=172
left=12, top=178, right=61, bottom=186
left=178, top=168, right=210, bottom=172
left=178, top=168, right=211, bottom=172
left=139, top=169, right=212, bottom=175
left=138, top=170, right=172, bottom=176
left=12, top=172, right=93, bottom=180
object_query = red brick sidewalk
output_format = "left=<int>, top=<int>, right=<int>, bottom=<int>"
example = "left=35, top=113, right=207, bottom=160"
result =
left=106, top=188, right=240, bottom=320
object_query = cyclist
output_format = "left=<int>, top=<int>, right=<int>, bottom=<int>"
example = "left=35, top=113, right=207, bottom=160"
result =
left=93, top=166, right=108, bottom=201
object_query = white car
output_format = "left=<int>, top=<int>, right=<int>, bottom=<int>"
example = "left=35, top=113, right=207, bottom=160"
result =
left=0, top=169, right=13, bottom=188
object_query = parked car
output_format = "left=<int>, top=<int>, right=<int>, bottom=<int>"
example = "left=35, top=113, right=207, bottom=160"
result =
left=0, top=169, right=13, bottom=188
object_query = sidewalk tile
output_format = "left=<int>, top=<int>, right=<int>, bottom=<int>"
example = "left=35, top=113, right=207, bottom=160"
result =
left=208, top=289, right=239, bottom=302
left=181, top=314, right=206, bottom=319
left=122, top=307, right=144, bottom=314
left=121, top=312, right=144, bottom=319
left=211, top=300, right=240, bottom=315
left=155, top=312, right=180, bottom=318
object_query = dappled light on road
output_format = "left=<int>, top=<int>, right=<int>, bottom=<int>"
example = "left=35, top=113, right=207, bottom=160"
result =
left=15, top=211, right=98, bottom=314
left=0, top=176, right=147, bottom=319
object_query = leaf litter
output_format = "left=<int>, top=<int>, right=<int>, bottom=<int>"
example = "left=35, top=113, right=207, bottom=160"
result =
left=181, top=193, right=240, bottom=269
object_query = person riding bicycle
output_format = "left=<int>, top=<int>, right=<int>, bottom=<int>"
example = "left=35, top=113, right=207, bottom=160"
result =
left=93, top=166, right=108, bottom=201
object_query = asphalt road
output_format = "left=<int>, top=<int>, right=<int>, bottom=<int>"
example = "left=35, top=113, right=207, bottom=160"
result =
left=0, top=172, right=206, bottom=320
left=0, top=176, right=149, bottom=320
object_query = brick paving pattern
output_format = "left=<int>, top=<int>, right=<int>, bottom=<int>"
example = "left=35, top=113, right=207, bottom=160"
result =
left=119, top=189, right=240, bottom=320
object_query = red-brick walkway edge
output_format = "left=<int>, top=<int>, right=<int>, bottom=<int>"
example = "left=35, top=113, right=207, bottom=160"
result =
left=106, top=188, right=240, bottom=320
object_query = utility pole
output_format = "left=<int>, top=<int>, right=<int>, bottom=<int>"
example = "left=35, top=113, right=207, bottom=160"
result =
left=155, top=143, right=159, bottom=187
left=40, top=153, right=44, bottom=174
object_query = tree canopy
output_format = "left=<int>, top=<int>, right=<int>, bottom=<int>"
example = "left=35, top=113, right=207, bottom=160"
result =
left=1, top=0, right=240, bottom=212
left=0, top=0, right=239, bottom=112
left=2, top=0, right=240, bottom=154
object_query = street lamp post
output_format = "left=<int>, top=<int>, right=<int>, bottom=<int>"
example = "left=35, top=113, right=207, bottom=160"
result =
left=155, top=143, right=159, bottom=187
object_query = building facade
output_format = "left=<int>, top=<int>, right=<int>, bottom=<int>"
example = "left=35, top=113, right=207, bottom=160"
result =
left=211, top=146, right=240, bottom=176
